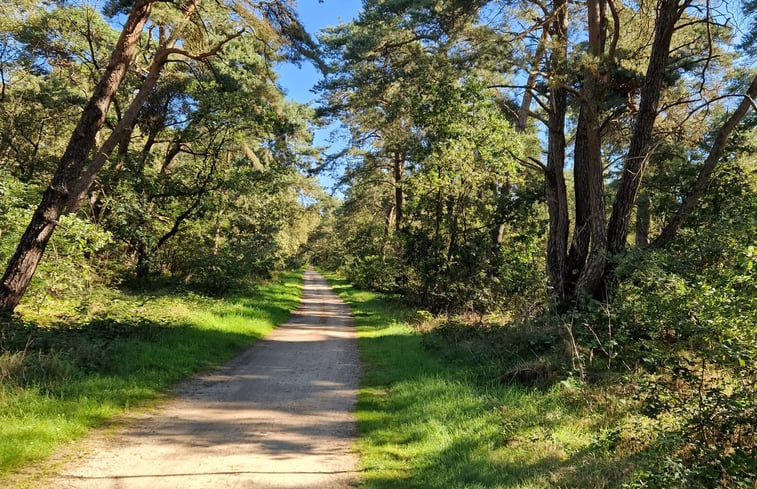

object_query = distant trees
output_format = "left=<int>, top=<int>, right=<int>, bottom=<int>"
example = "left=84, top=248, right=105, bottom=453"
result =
left=1, top=0, right=754, bottom=316
left=315, top=0, right=543, bottom=310
left=311, top=7, right=755, bottom=481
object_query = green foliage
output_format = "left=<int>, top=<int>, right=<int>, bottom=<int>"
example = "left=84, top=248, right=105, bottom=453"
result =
left=347, top=251, right=404, bottom=293
left=325, top=272, right=643, bottom=489
left=0, top=0, right=324, bottom=308
left=315, top=64, right=544, bottom=311
left=0, top=173, right=115, bottom=311
left=1, top=0, right=755, bottom=484
left=558, top=157, right=757, bottom=487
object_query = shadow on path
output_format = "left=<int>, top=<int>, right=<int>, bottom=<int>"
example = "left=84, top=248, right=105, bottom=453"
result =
left=43, top=270, right=361, bottom=489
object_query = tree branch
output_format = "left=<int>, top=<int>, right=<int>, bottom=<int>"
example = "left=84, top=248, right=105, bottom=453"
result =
left=652, top=75, right=757, bottom=247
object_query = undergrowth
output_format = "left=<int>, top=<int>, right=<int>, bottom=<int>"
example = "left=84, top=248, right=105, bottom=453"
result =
left=325, top=272, right=643, bottom=489
left=326, top=269, right=755, bottom=488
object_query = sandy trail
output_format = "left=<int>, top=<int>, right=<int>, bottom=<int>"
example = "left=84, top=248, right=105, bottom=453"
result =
left=43, top=269, right=361, bottom=489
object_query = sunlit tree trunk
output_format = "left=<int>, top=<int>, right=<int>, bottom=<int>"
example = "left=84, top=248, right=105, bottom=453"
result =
left=606, top=0, right=683, bottom=255
left=0, top=0, right=155, bottom=312
left=568, top=111, right=591, bottom=282
left=574, top=0, right=609, bottom=298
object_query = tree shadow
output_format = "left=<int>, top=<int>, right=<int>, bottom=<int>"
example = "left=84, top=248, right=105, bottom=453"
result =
left=0, top=286, right=300, bottom=476
left=341, top=284, right=645, bottom=489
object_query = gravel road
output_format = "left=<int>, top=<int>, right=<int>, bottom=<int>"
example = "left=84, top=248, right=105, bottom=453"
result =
left=43, top=269, right=361, bottom=489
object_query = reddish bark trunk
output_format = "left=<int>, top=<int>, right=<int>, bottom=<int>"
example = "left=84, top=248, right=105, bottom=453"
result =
left=544, top=0, right=570, bottom=304
left=0, top=0, right=154, bottom=312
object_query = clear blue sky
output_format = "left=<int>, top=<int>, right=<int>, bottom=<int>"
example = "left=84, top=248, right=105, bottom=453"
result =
left=277, top=0, right=362, bottom=103
left=276, top=0, right=363, bottom=193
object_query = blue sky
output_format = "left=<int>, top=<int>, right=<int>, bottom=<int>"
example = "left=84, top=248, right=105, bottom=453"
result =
left=277, top=0, right=362, bottom=103
left=276, top=0, right=363, bottom=193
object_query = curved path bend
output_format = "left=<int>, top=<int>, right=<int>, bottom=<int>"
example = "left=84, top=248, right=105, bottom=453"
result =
left=45, top=269, right=360, bottom=489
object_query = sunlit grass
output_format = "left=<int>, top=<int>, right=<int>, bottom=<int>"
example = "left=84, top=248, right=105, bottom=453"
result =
left=0, top=271, right=303, bottom=478
left=324, top=272, right=638, bottom=489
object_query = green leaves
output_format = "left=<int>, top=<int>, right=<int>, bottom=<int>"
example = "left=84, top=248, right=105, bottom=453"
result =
left=315, top=0, right=539, bottom=311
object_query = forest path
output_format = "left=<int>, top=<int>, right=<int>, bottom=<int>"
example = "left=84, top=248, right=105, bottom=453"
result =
left=43, top=269, right=361, bottom=489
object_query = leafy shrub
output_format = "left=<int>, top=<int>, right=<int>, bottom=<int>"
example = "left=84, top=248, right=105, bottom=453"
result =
left=0, top=174, right=114, bottom=310
left=566, top=241, right=756, bottom=486
left=346, top=253, right=403, bottom=293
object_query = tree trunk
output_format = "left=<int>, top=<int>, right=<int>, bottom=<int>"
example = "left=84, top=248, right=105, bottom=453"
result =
left=136, top=241, right=150, bottom=280
left=490, top=179, right=512, bottom=273
left=383, top=203, right=396, bottom=238
left=0, top=0, right=154, bottom=312
left=635, top=190, right=650, bottom=247
left=574, top=31, right=609, bottom=296
left=653, top=75, right=757, bottom=247
left=567, top=0, right=611, bottom=299
left=568, top=109, right=591, bottom=283
left=65, top=1, right=200, bottom=213
left=517, top=27, right=550, bottom=131
left=606, top=0, right=682, bottom=255
left=544, top=0, right=570, bottom=305
left=393, top=151, right=405, bottom=232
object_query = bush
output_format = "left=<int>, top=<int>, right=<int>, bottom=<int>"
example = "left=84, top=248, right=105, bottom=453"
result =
left=0, top=173, right=115, bottom=311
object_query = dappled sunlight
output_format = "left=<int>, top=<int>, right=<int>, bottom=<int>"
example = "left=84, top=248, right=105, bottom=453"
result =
left=322, top=272, right=642, bottom=489
left=41, top=270, right=360, bottom=489
left=0, top=273, right=305, bottom=482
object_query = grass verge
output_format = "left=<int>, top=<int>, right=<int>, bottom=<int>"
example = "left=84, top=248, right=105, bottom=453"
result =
left=323, top=272, right=646, bottom=489
left=0, top=270, right=303, bottom=479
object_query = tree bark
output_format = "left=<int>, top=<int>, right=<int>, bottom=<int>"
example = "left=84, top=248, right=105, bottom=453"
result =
left=606, top=0, right=682, bottom=255
left=0, top=0, right=154, bottom=312
left=544, top=0, right=570, bottom=305
left=393, top=151, right=405, bottom=232
left=635, top=190, right=650, bottom=247
left=64, top=44, right=175, bottom=213
left=568, top=110, right=591, bottom=279
left=66, top=0, right=201, bottom=212
left=517, top=27, right=550, bottom=131
left=491, top=179, right=512, bottom=270
left=574, top=0, right=609, bottom=298
left=652, top=75, right=757, bottom=247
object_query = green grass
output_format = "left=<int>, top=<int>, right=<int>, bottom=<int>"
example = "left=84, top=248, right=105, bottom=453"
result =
left=324, top=273, right=641, bottom=489
left=0, top=271, right=303, bottom=478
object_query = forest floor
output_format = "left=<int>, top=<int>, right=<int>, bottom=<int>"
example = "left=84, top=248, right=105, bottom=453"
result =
left=4, top=270, right=361, bottom=489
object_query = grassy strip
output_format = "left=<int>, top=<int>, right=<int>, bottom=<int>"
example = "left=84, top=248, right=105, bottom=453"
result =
left=324, top=273, right=639, bottom=489
left=0, top=271, right=303, bottom=477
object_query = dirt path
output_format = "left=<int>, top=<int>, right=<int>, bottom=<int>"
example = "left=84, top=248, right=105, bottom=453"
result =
left=43, top=269, right=361, bottom=489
